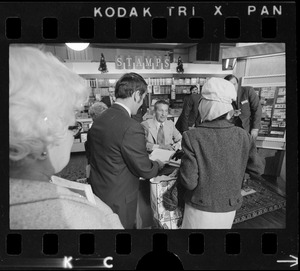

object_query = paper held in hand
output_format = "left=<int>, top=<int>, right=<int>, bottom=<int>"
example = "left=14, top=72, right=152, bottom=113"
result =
left=149, top=148, right=181, bottom=167
left=50, top=175, right=96, bottom=205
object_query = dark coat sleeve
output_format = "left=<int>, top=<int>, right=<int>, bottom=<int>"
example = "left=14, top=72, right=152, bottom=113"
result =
left=181, top=96, right=193, bottom=132
left=176, top=96, right=193, bottom=134
left=178, top=132, right=199, bottom=190
left=85, top=131, right=91, bottom=164
left=189, top=95, right=202, bottom=129
left=121, top=122, right=159, bottom=179
left=245, top=135, right=265, bottom=176
left=247, top=87, right=262, bottom=130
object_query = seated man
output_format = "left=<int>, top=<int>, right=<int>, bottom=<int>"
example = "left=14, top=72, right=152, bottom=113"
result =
left=141, top=100, right=182, bottom=152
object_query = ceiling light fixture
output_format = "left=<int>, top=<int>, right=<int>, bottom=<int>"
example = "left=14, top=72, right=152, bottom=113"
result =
left=65, top=43, right=90, bottom=51
left=222, top=58, right=237, bottom=70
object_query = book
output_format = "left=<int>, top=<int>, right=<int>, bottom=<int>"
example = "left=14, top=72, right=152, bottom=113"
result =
left=149, top=148, right=181, bottom=167
left=50, top=176, right=96, bottom=205
left=149, top=148, right=175, bottom=163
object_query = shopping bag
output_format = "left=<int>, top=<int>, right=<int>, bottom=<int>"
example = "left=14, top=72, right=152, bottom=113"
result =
left=150, top=170, right=183, bottom=229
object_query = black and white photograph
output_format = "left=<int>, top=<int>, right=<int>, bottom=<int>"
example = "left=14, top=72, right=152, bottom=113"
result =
left=9, top=42, right=287, bottom=230
left=0, top=1, right=297, bottom=270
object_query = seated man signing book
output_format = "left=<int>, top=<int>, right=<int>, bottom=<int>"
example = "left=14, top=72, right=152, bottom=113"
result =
left=141, top=100, right=182, bottom=152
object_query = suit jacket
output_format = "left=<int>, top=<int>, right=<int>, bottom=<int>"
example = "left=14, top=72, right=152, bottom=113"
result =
left=101, top=95, right=113, bottom=108
left=236, top=86, right=262, bottom=133
left=175, top=94, right=202, bottom=134
left=88, top=104, right=159, bottom=229
left=141, top=118, right=182, bottom=151
left=179, top=119, right=265, bottom=213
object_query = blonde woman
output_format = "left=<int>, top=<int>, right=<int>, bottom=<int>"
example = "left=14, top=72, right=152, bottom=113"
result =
left=9, top=46, right=123, bottom=229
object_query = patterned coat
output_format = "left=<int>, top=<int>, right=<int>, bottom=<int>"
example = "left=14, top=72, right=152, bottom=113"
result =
left=179, top=119, right=265, bottom=213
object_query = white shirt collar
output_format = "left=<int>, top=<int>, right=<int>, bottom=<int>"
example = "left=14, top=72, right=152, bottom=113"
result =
left=114, top=102, right=131, bottom=116
left=154, top=118, right=164, bottom=130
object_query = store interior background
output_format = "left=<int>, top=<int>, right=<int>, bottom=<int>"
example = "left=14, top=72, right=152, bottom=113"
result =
left=38, top=42, right=286, bottom=228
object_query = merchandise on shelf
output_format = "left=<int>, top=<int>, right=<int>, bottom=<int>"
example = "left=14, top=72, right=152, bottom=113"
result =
left=84, top=76, right=210, bottom=117
left=254, top=86, right=286, bottom=139
left=146, top=76, right=206, bottom=109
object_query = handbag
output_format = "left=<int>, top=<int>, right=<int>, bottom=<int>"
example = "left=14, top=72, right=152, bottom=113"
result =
left=162, top=175, right=185, bottom=212
left=162, top=181, right=179, bottom=211
left=150, top=169, right=183, bottom=229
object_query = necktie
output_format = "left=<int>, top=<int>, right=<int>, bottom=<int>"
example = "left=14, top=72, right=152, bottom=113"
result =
left=157, top=124, right=165, bottom=145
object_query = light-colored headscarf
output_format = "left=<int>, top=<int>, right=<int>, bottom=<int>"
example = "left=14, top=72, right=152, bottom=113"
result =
left=199, top=77, right=237, bottom=122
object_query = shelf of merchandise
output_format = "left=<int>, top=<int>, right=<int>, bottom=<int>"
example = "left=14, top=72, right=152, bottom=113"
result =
left=146, top=76, right=207, bottom=111
left=81, top=73, right=225, bottom=99
left=241, top=74, right=286, bottom=151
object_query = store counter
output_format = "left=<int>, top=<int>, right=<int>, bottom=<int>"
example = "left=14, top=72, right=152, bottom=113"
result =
left=255, top=137, right=285, bottom=179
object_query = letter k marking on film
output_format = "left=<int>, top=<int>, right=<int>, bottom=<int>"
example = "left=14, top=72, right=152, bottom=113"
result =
left=63, top=256, right=73, bottom=269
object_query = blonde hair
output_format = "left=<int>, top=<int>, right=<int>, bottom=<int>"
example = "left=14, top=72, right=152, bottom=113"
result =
left=9, top=46, right=89, bottom=164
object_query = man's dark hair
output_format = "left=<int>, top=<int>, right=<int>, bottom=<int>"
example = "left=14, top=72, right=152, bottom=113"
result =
left=115, top=72, right=148, bottom=99
left=224, top=74, right=239, bottom=83
left=189, top=85, right=198, bottom=91
left=154, top=100, right=169, bottom=111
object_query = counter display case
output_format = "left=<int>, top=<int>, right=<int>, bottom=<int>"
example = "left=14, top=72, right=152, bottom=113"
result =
left=241, top=75, right=286, bottom=178
left=241, top=74, right=286, bottom=150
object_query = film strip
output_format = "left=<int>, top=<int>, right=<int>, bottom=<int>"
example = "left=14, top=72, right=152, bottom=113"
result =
left=0, top=1, right=297, bottom=270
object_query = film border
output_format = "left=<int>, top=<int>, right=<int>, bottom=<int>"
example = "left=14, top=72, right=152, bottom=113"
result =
left=0, top=1, right=297, bottom=270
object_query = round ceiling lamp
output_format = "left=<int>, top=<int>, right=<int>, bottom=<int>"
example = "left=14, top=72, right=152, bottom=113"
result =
left=65, top=43, right=90, bottom=51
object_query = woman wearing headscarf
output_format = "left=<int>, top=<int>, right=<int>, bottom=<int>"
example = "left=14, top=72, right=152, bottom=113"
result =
left=178, top=77, right=265, bottom=229
left=9, top=46, right=123, bottom=229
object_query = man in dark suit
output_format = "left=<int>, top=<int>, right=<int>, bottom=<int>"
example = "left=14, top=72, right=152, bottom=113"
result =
left=175, top=85, right=202, bottom=134
left=88, top=73, right=164, bottom=229
left=101, top=88, right=115, bottom=107
left=224, top=75, right=262, bottom=140
left=224, top=74, right=263, bottom=188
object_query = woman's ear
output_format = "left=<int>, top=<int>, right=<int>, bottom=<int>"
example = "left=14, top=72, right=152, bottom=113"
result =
left=9, top=144, right=30, bottom=162
left=36, top=150, right=48, bottom=160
